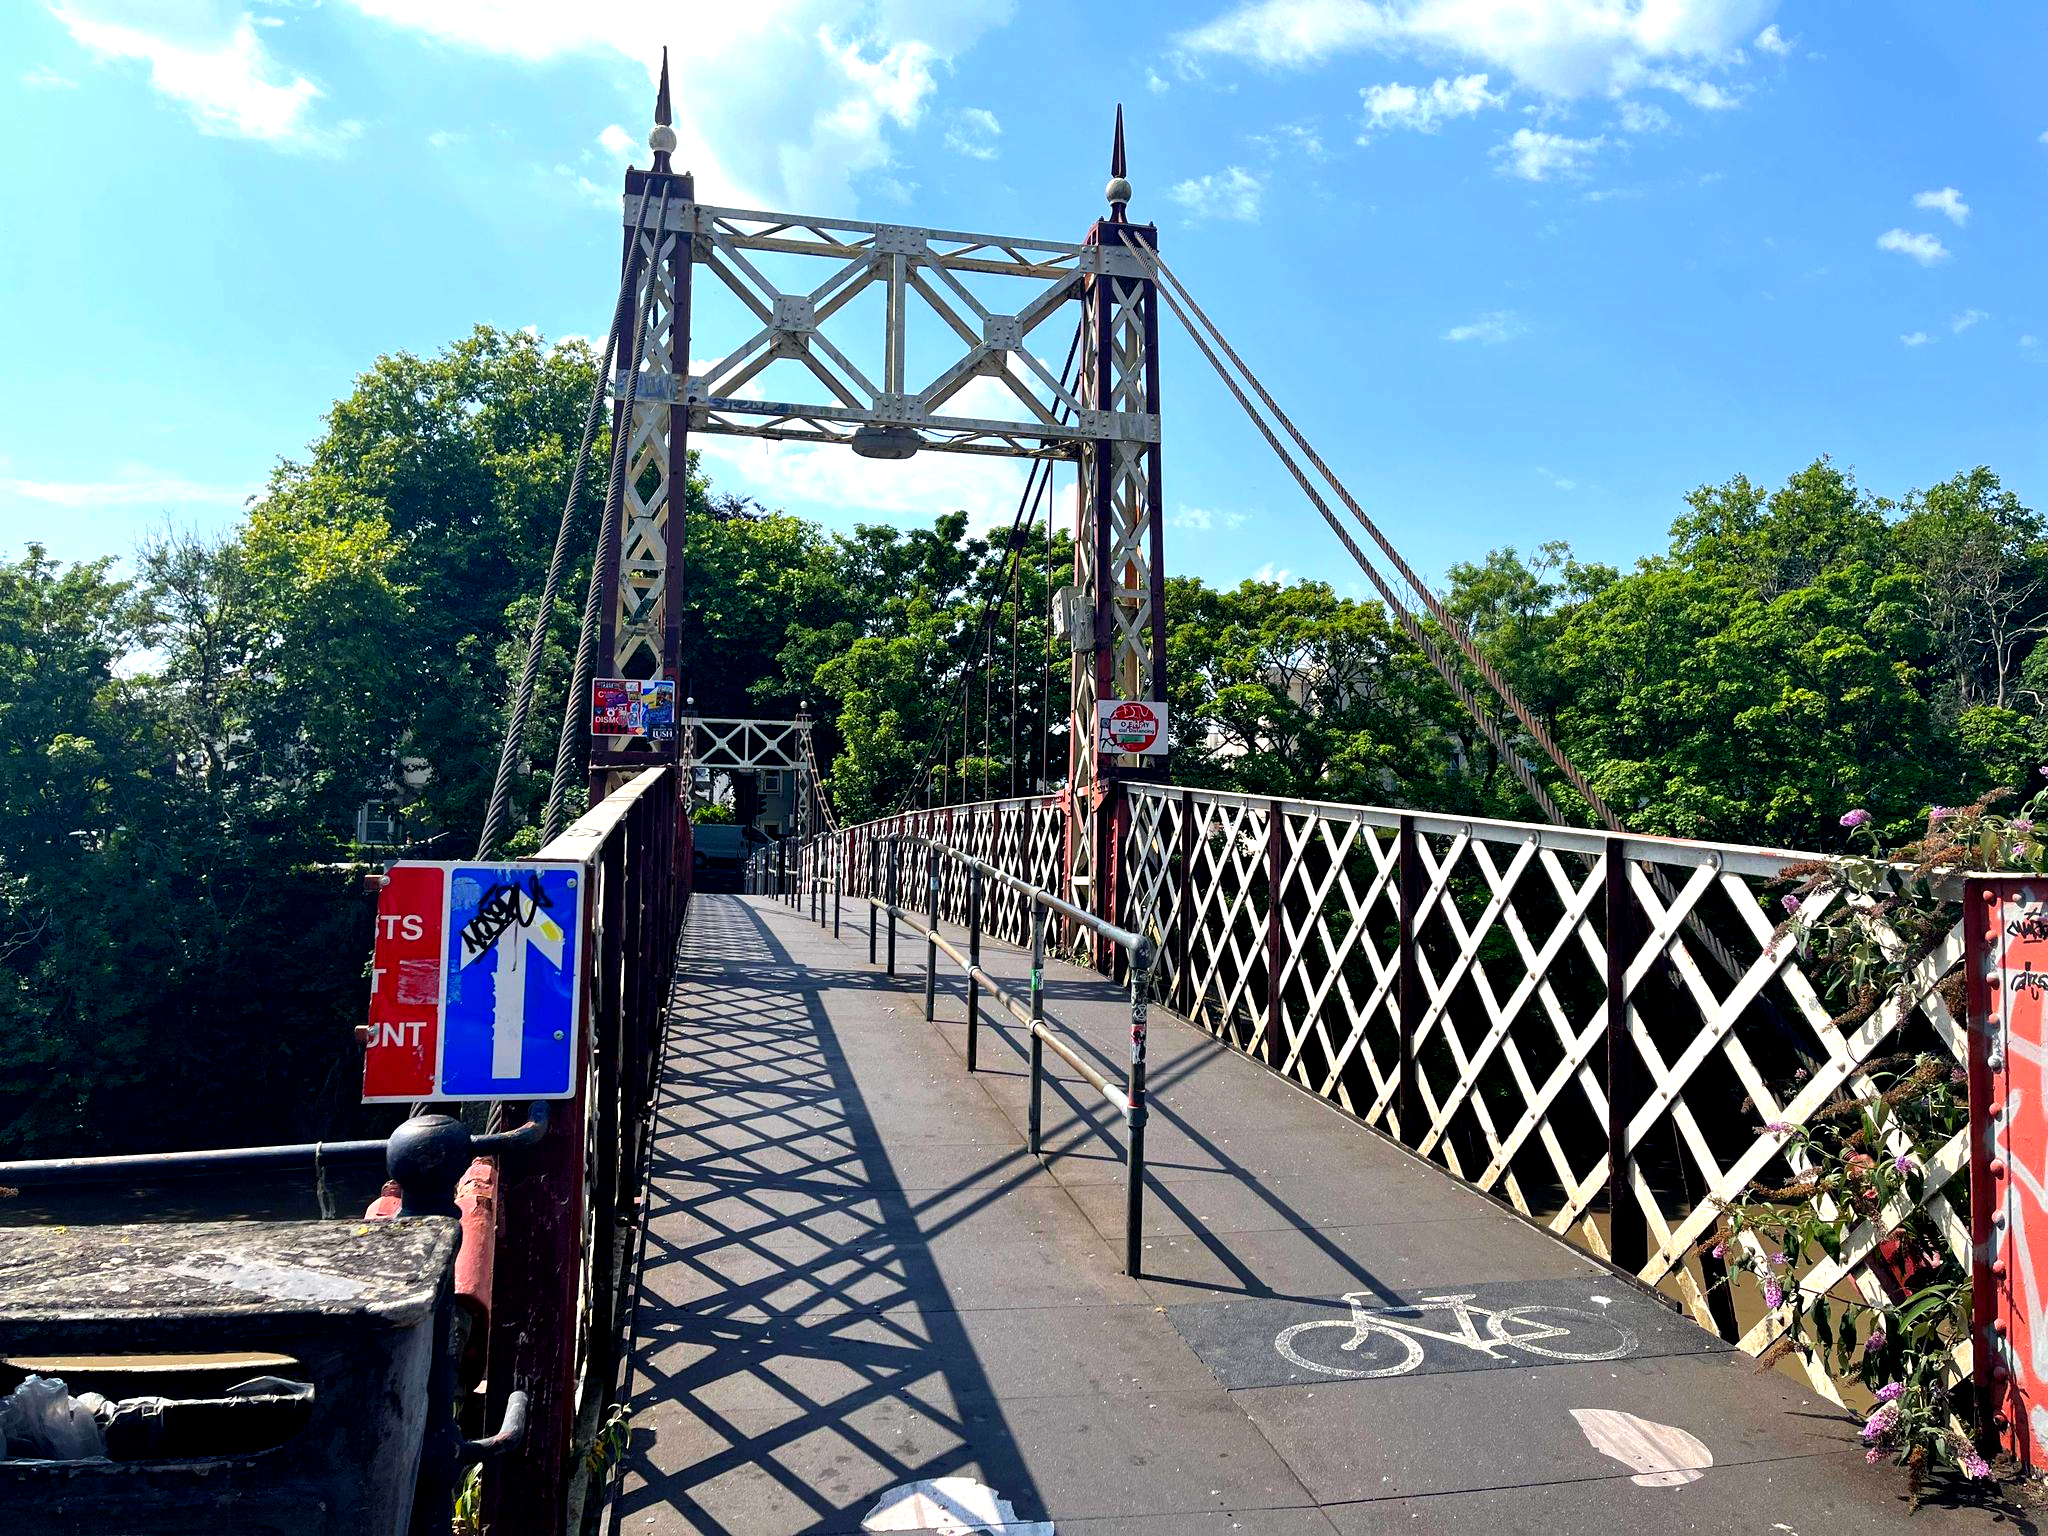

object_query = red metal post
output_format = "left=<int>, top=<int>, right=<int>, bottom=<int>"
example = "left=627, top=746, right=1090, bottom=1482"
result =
left=1968, top=875, right=2046, bottom=1468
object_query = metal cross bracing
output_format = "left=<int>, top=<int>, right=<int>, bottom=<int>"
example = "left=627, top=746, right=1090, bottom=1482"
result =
left=592, top=76, right=1170, bottom=943
left=818, top=785, right=1973, bottom=1409
left=682, top=716, right=809, bottom=773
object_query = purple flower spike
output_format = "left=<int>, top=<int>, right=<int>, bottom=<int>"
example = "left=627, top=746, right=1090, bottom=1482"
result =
left=1894, top=1154, right=1913, bottom=1174
left=1930, top=806, right=1953, bottom=822
left=1961, top=1448, right=1993, bottom=1480
left=1780, top=893, right=1801, bottom=914
left=1951, top=1065, right=1967, bottom=1084
left=2039, top=765, right=2047, bottom=777
left=1766, top=1120, right=1794, bottom=1134
left=1861, top=1402, right=1900, bottom=1442
left=1768, top=1251, right=1787, bottom=1267
left=1875, top=1382, right=1904, bottom=1403
left=1840, top=808, right=1871, bottom=828
left=2016, top=817, right=2035, bottom=833
left=1866, top=1447, right=1883, bottom=1466
left=1794, top=1067, right=1809, bottom=1081
left=1764, top=1278, right=1785, bottom=1309
left=1867, top=1327, right=1886, bottom=1352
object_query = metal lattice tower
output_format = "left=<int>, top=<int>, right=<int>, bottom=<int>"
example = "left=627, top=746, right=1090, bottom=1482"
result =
left=1067, top=106, right=1167, bottom=939
left=593, top=74, right=1165, bottom=933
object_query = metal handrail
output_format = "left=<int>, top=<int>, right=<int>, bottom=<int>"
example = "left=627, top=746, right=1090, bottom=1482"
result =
left=859, top=833, right=1158, bottom=1274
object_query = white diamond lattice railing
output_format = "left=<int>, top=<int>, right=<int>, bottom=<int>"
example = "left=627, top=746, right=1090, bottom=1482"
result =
left=814, top=785, right=1968, bottom=1404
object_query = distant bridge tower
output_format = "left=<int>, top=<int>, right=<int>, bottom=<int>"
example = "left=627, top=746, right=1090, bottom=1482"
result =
left=1067, top=107, right=1168, bottom=943
left=591, top=51, right=693, bottom=803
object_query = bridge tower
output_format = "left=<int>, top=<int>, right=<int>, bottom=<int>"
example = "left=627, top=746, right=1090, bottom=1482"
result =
left=1067, top=108, right=1169, bottom=946
left=591, top=70, right=1166, bottom=936
left=590, top=51, right=693, bottom=804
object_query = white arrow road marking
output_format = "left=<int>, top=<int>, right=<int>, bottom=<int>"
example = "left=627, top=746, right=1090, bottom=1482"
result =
left=464, top=897, right=565, bottom=1080
left=861, top=1477, right=1052, bottom=1534
left=1571, top=1407, right=1712, bottom=1487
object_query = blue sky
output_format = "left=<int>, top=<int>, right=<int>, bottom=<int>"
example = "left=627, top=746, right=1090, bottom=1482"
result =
left=2, top=1, right=2043, bottom=597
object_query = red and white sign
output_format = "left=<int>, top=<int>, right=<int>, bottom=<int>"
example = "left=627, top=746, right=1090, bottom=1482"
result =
left=1097, top=699, right=1168, bottom=757
left=361, top=863, right=447, bottom=1102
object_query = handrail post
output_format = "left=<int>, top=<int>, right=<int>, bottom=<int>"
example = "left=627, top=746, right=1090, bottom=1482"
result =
left=923, top=860, right=941, bottom=1022
left=1125, top=947, right=1154, bottom=1277
left=886, top=839, right=899, bottom=975
left=868, top=838, right=879, bottom=963
left=966, top=867, right=982, bottom=1072
left=1028, top=905, right=1046, bottom=1155
left=1605, top=837, right=1647, bottom=1272
left=1397, top=814, right=1420, bottom=1144
left=833, top=842, right=842, bottom=939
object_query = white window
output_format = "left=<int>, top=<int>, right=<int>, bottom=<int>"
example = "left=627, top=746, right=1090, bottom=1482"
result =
left=357, top=802, right=399, bottom=847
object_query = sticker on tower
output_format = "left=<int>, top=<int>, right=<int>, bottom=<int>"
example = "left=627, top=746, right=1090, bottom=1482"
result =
left=1097, top=699, right=1168, bottom=756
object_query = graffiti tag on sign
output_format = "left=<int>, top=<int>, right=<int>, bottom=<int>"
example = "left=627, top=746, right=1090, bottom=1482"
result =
left=361, top=864, right=446, bottom=1102
left=359, top=860, right=585, bottom=1104
left=1097, top=699, right=1168, bottom=756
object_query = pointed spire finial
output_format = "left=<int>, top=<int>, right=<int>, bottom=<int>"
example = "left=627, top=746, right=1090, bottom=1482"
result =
left=649, top=48, right=677, bottom=172
left=1104, top=103, right=1132, bottom=222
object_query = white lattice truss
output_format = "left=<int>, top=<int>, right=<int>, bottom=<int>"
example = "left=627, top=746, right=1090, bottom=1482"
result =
left=611, top=212, right=685, bottom=683
left=820, top=784, right=1971, bottom=1402
left=685, top=717, right=809, bottom=773
left=622, top=201, right=1160, bottom=462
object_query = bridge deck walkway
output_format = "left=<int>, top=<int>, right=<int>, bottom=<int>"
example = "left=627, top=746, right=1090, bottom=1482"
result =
left=612, top=892, right=1976, bottom=1533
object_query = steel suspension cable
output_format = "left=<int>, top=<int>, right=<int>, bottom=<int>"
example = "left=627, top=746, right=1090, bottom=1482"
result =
left=1140, top=240, right=1776, bottom=1006
left=1132, top=234, right=1618, bottom=832
left=889, top=322, right=1082, bottom=815
left=475, top=194, right=653, bottom=859
left=542, top=182, right=674, bottom=844
left=1139, top=265, right=1568, bottom=823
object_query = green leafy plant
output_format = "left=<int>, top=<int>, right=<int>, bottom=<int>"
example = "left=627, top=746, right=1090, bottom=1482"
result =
left=1707, top=786, right=2048, bottom=1504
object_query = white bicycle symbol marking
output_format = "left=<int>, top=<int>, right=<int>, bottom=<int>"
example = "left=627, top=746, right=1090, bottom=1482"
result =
left=1275, top=1291, right=1639, bottom=1379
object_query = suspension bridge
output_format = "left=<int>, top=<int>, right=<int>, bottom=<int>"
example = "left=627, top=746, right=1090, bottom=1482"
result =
left=0, top=56, right=2030, bottom=1536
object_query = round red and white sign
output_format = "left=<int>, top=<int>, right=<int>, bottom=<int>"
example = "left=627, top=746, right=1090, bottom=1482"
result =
left=1103, top=700, right=1162, bottom=753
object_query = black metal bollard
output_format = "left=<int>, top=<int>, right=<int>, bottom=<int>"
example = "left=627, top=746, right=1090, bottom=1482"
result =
left=886, top=840, right=899, bottom=975
left=1124, top=944, right=1157, bottom=1278
left=966, top=868, right=982, bottom=1072
left=1027, top=906, right=1046, bottom=1156
left=922, top=864, right=940, bottom=1022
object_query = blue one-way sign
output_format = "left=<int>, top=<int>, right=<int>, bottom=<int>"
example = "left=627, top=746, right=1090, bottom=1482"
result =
left=437, top=862, right=584, bottom=1100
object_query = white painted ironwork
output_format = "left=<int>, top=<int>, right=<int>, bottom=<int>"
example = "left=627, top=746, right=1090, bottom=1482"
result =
left=648, top=202, right=1158, bottom=462
left=683, top=716, right=809, bottom=773
left=820, top=784, right=1969, bottom=1402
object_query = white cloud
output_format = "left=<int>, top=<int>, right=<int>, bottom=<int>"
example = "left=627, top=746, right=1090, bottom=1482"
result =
left=1617, top=99, right=1671, bottom=133
left=1171, top=506, right=1216, bottom=530
left=1178, top=0, right=1767, bottom=104
left=1251, top=121, right=1328, bottom=159
left=1444, top=309, right=1526, bottom=344
left=21, top=64, right=79, bottom=89
left=1, top=466, right=258, bottom=508
left=332, top=2, right=1015, bottom=210
left=1952, top=309, right=1987, bottom=334
left=1537, top=466, right=1576, bottom=490
left=48, top=2, right=331, bottom=147
left=1877, top=228, right=1949, bottom=266
left=427, top=128, right=467, bottom=149
left=598, top=122, right=637, bottom=160
left=1146, top=67, right=1170, bottom=93
left=944, top=106, right=1001, bottom=160
left=1900, top=331, right=1930, bottom=348
left=1358, top=72, right=1505, bottom=139
left=1170, top=165, right=1263, bottom=221
left=1754, top=23, right=1792, bottom=55
left=1912, top=186, right=1968, bottom=226
left=1492, top=127, right=1604, bottom=181
left=1253, top=561, right=1293, bottom=585
left=2022, top=335, right=2039, bottom=350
